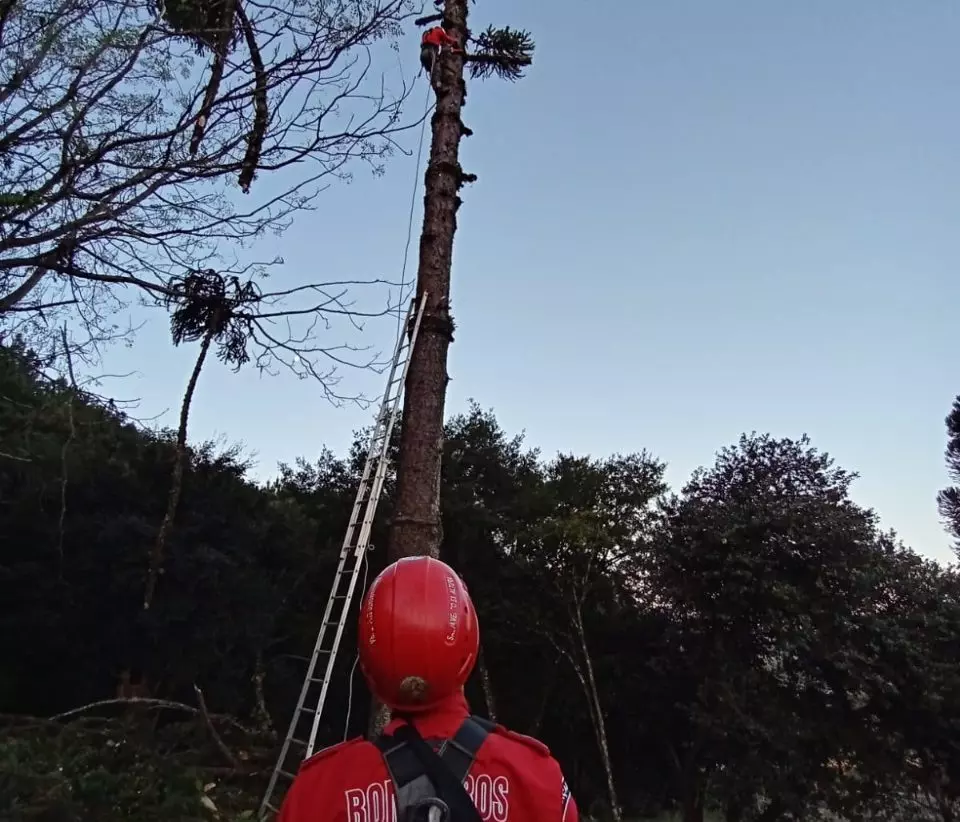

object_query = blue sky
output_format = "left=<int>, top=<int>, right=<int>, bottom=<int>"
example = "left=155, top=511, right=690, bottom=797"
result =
left=102, top=0, right=959, bottom=563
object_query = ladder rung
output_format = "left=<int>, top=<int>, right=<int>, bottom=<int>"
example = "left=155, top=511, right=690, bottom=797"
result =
left=279, top=769, right=298, bottom=780
left=289, top=736, right=309, bottom=747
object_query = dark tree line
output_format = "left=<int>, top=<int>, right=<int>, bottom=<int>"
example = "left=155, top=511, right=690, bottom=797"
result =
left=2, top=340, right=959, bottom=822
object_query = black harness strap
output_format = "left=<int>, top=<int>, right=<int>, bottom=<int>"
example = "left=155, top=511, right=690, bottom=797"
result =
left=375, top=715, right=494, bottom=822
left=440, top=715, right=495, bottom=784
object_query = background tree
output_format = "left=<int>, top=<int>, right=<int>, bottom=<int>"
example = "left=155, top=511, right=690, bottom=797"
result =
left=3, top=346, right=958, bottom=822
left=837, top=550, right=960, bottom=822
left=141, top=267, right=393, bottom=612
left=937, top=396, right=960, bottom=553
left=511, top=453, right=666, bottom=822
left=642, top=434, right=906, bottom=822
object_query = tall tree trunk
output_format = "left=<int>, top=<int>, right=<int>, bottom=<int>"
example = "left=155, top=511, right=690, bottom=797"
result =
left=573, top=605, right=622, bottom=822
left=682, top=791, right=705, bottom=822
left=477, top=644, right=497, bottom=721
left=386, top=0, right=468, bottom=564
left=530, top=655, right=559, bottom=736
left=371, top=0, right=470, bottom=738
left=143, top=322, right=216, bottom=610
left=666, top=743, right=705, bottom=822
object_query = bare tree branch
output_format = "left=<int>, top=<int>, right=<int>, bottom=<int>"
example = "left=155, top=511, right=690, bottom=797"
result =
left=194, top=684, right=242, bottom=769
left=0, top=0, right=423, bottom=386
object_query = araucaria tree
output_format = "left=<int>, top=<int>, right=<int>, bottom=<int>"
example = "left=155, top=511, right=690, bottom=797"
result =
left=387, top=0, right=534, bottom=562
left=0, top=0, right=418, bottom=366
left=937, top=395, right=960, bottom=553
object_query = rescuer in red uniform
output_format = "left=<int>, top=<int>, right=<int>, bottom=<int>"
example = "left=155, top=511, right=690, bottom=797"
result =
left=420, top=25, right=461, bottom=78
left=278, top=556, right=579, bottom=822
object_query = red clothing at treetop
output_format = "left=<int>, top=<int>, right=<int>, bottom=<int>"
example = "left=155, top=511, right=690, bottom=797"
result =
left=277, top=693, right=579, bottom=822
left=421, top=26, right=459, bottom=50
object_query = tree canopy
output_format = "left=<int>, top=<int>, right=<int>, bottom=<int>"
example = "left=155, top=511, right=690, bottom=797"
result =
left=2, top=340, right=958, bottom=822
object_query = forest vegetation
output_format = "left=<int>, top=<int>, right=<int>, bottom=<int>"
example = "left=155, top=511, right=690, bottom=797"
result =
left=2, top=341, right=959, bottom=822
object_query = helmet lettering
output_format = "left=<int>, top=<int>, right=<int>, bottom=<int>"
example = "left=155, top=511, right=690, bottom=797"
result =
left=364, top=574, right=383, bottom=646
left=444, top=573, right=459, bottom=645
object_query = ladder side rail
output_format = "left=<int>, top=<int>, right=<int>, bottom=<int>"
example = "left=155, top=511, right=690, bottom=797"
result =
left=260, top=296, right=426, bottom=818
left=354, top=294, right=428, bottom=550
left=260, top=435, right=376, bottom=810
left=338, top=436, right=384, bottom=557
left=305, top=553, right=369, bottom=754
left=259, top=551, right=356, bottom=811
left=337, top=298, right=419, bottom=557
left=304, top=296, right=428, bottom=752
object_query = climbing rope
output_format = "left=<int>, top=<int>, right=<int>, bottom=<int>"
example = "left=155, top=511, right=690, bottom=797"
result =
left=342, top=546, right=370, bottom=739
left=343, top=70, right=437, bottom=740
left=394, top=65, right=437, bottom=345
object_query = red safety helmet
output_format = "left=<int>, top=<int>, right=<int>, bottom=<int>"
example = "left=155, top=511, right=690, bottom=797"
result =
left=358, top=556, right=479, bottom=713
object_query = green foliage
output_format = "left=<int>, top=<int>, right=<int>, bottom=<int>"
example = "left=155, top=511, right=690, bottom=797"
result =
left=0, top=716, right=264, bottom=821
left=467, top=26, right=535, bottom=81
left=166, top=270, right=260, bottom=367
left=2, top=346, right=958, bottom=822
left=937, top=395, right=960, bottom=553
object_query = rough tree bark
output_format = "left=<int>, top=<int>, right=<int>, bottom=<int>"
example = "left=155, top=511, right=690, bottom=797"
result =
left=369, top=0, right=470, bottom=737
left=477, top=644, right=497, bottom=721
left=386, top=0, right=469, bottom=564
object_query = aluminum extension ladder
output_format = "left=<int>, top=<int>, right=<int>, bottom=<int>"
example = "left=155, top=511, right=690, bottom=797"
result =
left=258, top=294, right=428, bottom=819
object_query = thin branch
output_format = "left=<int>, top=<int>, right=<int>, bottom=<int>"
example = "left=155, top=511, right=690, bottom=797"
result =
left=57, top=324, right=77, bottom=580
left=251, top=650, right=276, bottom=739
left=143, top=315, right=218, bottom=610
left=0, top=450, right=30, bottom=462
left=1, top=299, right=80, bottom=312
left=194, top=684, right=241, bottom=769
left=49, top=697, right=256, bottom=736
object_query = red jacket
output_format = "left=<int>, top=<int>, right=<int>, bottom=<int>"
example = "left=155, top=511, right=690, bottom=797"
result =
left=278, top=693, right=579, bottom=822
left=421, top=26, right=458, bottom=49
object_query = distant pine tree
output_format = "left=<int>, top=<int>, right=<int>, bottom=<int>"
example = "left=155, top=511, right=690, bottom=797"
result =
left=937, top=396, right=960, bottom=553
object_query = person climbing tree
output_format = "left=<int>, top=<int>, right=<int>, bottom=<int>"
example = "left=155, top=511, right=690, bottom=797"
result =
left=420, top=26, right=461, bottom=82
